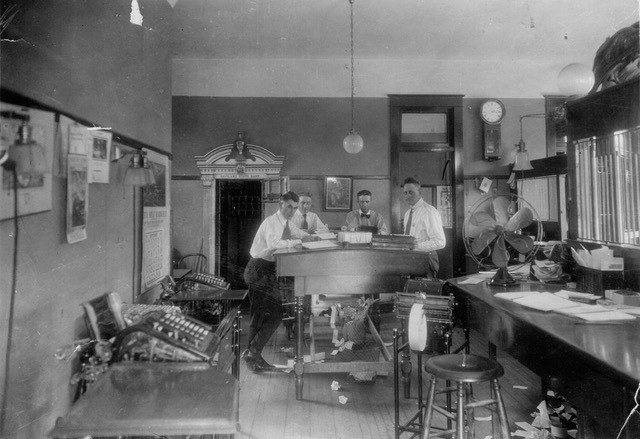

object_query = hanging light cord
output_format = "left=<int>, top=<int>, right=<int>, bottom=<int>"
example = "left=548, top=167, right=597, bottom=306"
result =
left=349, top=0, right=355, bottom=132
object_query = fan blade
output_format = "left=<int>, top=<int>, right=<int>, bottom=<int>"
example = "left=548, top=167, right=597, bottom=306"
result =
left=491, top=235, right=510, bottom=267
left=505, top=232, right=535, bottom=254
left=471, top=230, right=498, bottom=255
left=505, top=207, right=534, bottom=231
left=492, top=196, right=510, bottom=226
left=469, top=211, right=497, bottom=229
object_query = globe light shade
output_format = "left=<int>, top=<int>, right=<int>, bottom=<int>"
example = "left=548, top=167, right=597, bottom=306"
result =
left=557, top=63, right=595, bottom=97
left=343, top=130, right=364, bottom=154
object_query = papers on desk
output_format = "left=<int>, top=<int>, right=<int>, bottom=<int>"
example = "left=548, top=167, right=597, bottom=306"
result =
left=302, top=240, right=339, bottom=250
left=494, top=290, right=638, bottom=322
left=458, top=274, right=492, bottom=284
left=315, top=232, right=337, bottom=240
left=512, top=292, right=579, bottom=312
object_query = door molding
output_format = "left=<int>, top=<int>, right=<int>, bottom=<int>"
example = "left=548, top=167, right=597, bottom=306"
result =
left=195, top=143, right=284, bottom=273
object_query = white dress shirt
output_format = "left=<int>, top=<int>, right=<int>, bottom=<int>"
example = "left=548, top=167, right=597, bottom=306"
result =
left=292, top=210, right=329, bottom=233
left=249, top=211, right=308, bottom=261
left=403, top=198, right=446, bottom=252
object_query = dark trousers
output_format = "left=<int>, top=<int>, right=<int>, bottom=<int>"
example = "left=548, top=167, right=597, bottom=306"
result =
left=243, top=258, right=282, bottom=355
left=427, top=252, right=439, bottom=279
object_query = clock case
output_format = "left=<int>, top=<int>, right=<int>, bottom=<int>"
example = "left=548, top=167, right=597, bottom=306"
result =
left=480, top=100, right=505, bottom=161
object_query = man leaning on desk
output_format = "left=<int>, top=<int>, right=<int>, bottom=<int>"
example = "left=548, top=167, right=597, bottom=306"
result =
left=402, top=177, right=446, bottom=278
left=345, top=189, right=389, bottom=234
left=291, top=191, right=329, bottom=234
left=243, top=191, right=312, bottom=372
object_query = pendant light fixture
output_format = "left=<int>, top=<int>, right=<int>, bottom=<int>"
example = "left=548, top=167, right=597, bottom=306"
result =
left=343, top=0, right=363, bottom=154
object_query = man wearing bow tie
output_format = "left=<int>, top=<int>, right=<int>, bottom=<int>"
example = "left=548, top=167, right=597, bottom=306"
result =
left=345, top=189, right=389, bottom=234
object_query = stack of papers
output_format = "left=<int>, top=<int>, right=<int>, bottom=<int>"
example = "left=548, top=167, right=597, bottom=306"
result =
left=494, top=290, right=637, bottom=322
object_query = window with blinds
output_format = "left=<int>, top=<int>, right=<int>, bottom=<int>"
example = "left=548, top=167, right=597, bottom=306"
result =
left=573, top=126, right=640, bottom=246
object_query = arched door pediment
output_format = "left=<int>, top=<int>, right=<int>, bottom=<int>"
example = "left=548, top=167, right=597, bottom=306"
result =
left=195, top=143, right=285, bottom=275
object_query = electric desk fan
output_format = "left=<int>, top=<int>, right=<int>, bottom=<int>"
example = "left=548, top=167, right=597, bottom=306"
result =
left=463, top=193, right=542, bottom=286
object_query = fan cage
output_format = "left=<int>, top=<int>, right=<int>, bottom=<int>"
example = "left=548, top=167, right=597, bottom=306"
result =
left=463, top=193, right=543, bottom=274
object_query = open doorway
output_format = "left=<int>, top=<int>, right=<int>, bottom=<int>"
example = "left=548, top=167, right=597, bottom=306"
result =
left=216, top=179, right=262, bottom=289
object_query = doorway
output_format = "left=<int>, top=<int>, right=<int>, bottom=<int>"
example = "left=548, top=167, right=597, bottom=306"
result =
left=389, top=95, right=465, bottom=279
left=216, top=179, right=262, bottom=289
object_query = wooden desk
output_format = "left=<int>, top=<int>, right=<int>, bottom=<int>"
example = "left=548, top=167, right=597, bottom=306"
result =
left=447, top=276, right=640, bottom=439
left=49, top=362, right=238, bottom=438
left=275, top=246, right=432, bottom=399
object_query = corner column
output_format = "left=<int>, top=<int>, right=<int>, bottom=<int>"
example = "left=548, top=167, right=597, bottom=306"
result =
left=201, top=174, right=216, bottom=273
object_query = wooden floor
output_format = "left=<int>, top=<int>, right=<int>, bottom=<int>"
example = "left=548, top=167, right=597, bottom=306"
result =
left=234, top=313, right=543, bottom=439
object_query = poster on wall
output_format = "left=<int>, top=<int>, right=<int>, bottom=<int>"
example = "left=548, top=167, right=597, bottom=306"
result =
left=66, top=154, right=89, bottom=243
left=141, top=149, right=171, bottom=290
left=54, top=116, right=90, bottom=178
left=436, top=185, right=452, bottom=228
left=86, top=129, right=112, bottom=184
left=0, top=103, right=55, bottom=220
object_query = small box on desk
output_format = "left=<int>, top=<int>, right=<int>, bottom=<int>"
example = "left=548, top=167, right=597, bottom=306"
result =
left=576, top=266, right=624, bottom=296
left=605, top=289, right=640, bottom=306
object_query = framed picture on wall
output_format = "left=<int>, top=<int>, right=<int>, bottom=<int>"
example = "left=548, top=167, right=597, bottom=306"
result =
left=324, top=176, right=352, bottom=211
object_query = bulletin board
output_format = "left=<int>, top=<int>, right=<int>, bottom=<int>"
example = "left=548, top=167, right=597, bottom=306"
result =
left=141, top=149, right=171, bottom=290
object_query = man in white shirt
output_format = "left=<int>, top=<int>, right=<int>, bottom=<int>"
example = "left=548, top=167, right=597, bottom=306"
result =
left=345, top=189, right=389, bottom=234
left=402, top=177, right=446, bottom=278
left=243, top=191, right=309, bottom=372
left=291, top=192, right=330, bottom=234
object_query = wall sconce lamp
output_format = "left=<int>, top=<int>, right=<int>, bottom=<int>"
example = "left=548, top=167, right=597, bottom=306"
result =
left=0, top=120, right=48, bottom=188
left=513, top=113, right=546, bottom=171
left=113, top=146, right=155, bottom=186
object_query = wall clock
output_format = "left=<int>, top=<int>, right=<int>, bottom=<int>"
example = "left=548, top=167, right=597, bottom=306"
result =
left=480, top=99, right=505, bottom=160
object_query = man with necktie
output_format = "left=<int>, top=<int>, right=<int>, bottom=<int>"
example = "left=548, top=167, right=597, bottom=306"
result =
left=345, top=189, right=389, bottom=234
left=402, top=177, right=445, bottom=278
left=243, top=191, right=310, bottom=372
left=291, top=192, right=330, bottom=234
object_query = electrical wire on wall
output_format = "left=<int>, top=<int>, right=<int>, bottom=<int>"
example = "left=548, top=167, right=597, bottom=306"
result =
left=0, top=163, right=19, bottom=434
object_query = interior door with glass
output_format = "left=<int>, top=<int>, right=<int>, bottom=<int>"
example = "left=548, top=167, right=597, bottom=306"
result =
left=389, top=95, right=464, bottom=279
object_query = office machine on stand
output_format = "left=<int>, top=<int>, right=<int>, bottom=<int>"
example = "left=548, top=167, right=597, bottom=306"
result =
left=392, top=278, right=469, bottom=438
left=50, top=279, right=243, bottom=439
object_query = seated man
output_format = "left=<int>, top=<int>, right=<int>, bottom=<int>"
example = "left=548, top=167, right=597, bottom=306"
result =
left=243, top=191, right=310, bottom=372
left=345, top=189, right=389, bottom=234
left=291, top=191, right=330, bottom=234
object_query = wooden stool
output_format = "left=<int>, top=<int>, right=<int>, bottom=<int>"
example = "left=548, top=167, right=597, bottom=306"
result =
left=422, top=354, right=510, bottom=439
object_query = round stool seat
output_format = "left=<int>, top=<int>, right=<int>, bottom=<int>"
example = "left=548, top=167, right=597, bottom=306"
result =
left=424, top=354, right=504, bottom=383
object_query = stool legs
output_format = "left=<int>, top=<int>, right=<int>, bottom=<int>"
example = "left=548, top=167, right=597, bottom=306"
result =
left=492, top=379, right=510, bottom=439
left=421, top=378, right=510, bottom=439
left=456, top=382, right=465, bottom=439
left=421, top=376, right=438, bottom=439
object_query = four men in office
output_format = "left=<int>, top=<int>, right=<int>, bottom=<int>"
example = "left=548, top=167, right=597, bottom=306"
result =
left=244, top=182, right=445, bottom=372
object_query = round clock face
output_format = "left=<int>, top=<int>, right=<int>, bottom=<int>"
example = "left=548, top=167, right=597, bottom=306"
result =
left=480, top=100, right=505, bottom=125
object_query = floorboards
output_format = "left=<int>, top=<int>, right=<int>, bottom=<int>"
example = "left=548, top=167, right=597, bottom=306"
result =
left=235, top=313, right=542, bottom=439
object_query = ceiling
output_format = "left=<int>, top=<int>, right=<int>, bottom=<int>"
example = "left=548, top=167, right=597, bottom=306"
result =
left=169, top=0, right=638, bottom=62
left=167, top=0, right=638, bottom=98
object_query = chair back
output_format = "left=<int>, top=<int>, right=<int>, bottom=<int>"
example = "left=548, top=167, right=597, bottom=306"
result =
left=178, top=253, right=208, bottom=273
